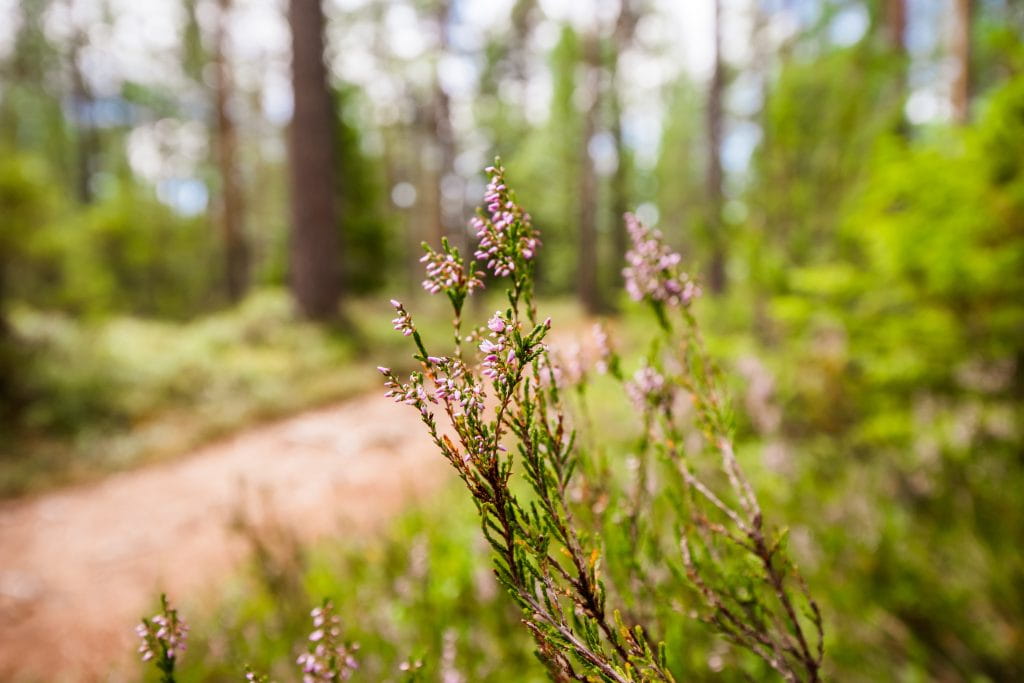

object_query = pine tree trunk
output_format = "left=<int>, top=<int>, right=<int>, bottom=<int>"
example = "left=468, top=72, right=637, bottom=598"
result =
left=68, top=22, right=97, bottom=205
left=609, top=84, right=627, bottom=287
left=883, top=0, right=906, bottom=54
left=951, top=0, right=972, bottom=124
left=882, top=0, right=909, bottom=135
left=214, top=0, right=249, bottom=302
left=287, top=0, right=340, bottom=319
left=706, top=0, right=726, bottom=294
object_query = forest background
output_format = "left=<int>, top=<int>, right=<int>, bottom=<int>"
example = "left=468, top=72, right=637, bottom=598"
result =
left=0, top=0, right=1022, bottom=680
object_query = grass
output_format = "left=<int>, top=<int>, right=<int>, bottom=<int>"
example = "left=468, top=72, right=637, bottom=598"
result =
left=174, top=483, right=545, bottom=682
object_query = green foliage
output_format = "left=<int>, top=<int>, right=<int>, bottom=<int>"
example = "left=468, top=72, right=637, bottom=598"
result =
left=0, top=0, right=76, bottom=191
left=0, top=167, right=220, bottom=320
left=178, top=487, right=543, bottom=682
left=0, top=291, right=368, bottom=496
left=0, top=153, right=59, bottom=288
left=34, top=182, right=217, bottom=318
left=655, top=77, right=705, bottom=256
left=334, top=84, right=395, bottom=294
left=506, top=25, right=583, bottom=293
left=0, top=152, right=61, bottom=415
left=749, top=44, right=903, bottom=276
left=745, top=75, right=1024, bottom=680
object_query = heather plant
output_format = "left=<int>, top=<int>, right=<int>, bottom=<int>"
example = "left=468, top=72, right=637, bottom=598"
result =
left=136, top=594, right=189, bottom=683
left=296, top=600, right=360, bottom=682
left=378, top=162, right=824, bottom=681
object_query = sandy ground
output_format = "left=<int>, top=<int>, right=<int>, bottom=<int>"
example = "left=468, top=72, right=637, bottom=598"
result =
left=0, top=392, right=448, bottom=682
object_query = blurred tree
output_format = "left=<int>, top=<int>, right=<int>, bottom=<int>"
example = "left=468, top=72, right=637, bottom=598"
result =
left=952, top=0, right=973, bottom=124
left=212, top=0, right=250, bottom=302
left=779, top=75, right=1024, bottom=679
left=705, top=0, right=726, bottom=294
left=476, top=0, right=537, bottom=159
left=882, top=0, right=906, bottom=54
left=19, top=182, right=217, bottom=318
left=0, top=0, right=75, bottom=195
left=507, top=24, right=583, bottom=294
left=748, top=41, right=903, bottom=280
left=655, top=77, right=704, bottom=257
left=606, top=0, right=639, bottom=295
left=287, top=0, right=341, bottom=320
left=428, top=0, right=460, bottom=252
left=0, top=154, right=56, bottom=418
left=63, top=0, right=100, bottom=205
left=577, top=33, right=603, bottom=313
left=181, top=0, right=205, bottom=81
left=333, top=85, right=392, bottom=295
left=879, top=0, right=909, bottom=135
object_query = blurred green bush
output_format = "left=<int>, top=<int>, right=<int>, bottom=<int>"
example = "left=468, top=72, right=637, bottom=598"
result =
left=0, top=291, right=362, bottom=496
left=735, top=75, right=1024, bottom=681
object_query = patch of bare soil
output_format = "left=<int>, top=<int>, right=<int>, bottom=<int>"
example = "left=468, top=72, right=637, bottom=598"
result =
left=0, top=393, right=446, bottom=682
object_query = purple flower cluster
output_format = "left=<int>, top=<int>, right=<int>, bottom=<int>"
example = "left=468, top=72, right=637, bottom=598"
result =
left=296, top=601, right=359, bottom=683
left=244, top=668, right=269, bottom=683
left=592, top=323, right=613, bottom=375
left=558, top=343, right=586, bottom=387
left=430, top=356, right=486, bottom=417
left=479, top=311, right=518, bottom=382
left=472, top=165, right=541, bottom=278
left=380, top=358, right=485, bottom=419
left=379, top=367, right=429, bottom=408
left=390, top=299, right=415, bottom=336
left=625, top=365, right=674, bottom=413
left=622, top=213, right=700, bottom=308
left=421, top=245, right=484, bottom=296
left=136, top=595, right=188, bottom=664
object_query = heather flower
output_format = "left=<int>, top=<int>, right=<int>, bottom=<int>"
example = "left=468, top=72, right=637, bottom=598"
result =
left=472, top=164, right=541, bottom=279
left=420, top=242, right=484, bottom=298
left=622, top=213, right=700, bottom=309
left=430, top=356, right=486, bottom=417
left=296, top=601, right=359, bottom=683
left=559, top=342, right=586, bottom=387
left=626, top=364, right=674, bottom=413
left=592, top=323, right=614, bottom=375
left=136, top=594, right=188, bottom=679
left=244, top=667, right=269, bottom=683
left=479, top=312, right=516, bottom=382
left=487, top=311, right=506, bottom=333
left=379, top=367, right=432, bottom=413
left=391, top=299, right=415, bottom=336
left=399, top=659, right=424, bottom=672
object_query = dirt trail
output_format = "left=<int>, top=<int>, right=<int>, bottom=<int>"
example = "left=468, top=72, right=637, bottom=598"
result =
left=0, top=392, right=447, bottom=682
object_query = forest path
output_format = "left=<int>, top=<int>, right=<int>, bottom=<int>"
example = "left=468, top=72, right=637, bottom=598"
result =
left=0, top=391, right=447, bottom=682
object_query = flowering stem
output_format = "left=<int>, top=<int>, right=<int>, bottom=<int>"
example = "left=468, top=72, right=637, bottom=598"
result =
left=452, top=302, right=463, bottom=360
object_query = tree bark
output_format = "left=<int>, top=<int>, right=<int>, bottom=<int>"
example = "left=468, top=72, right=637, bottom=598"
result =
left=883, top=0, right=906, bottom=54
left=706, top=0, right=726, bottom=294
left=287, top=0, right=340, bottom=319
left=67, top=11, right=97, bottom=205
left=214, top=0, right=249, bottom=302
left=951, top=0, right=972, bottom=125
